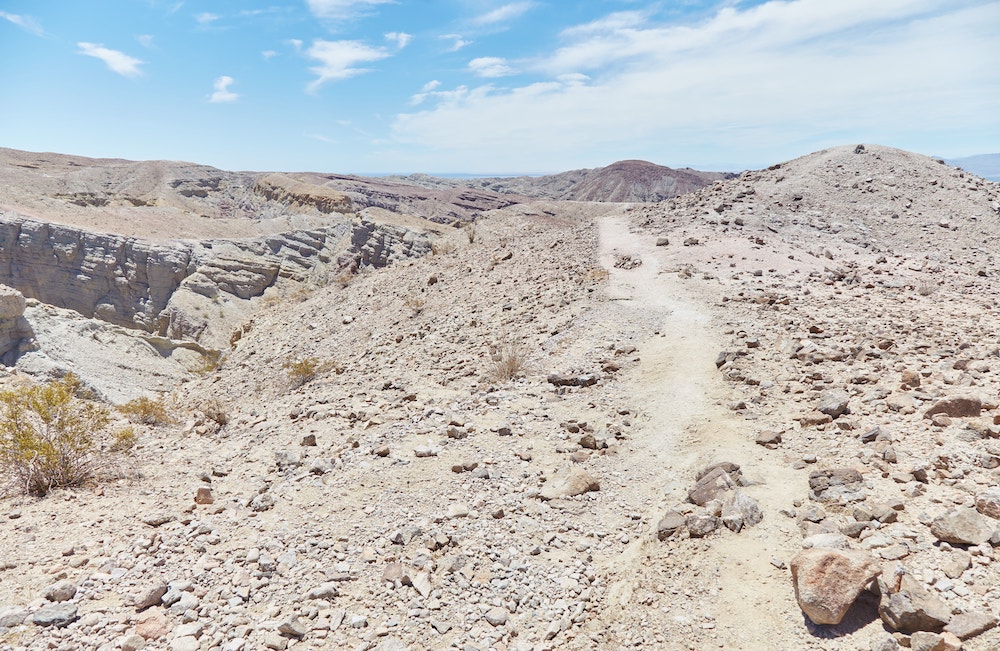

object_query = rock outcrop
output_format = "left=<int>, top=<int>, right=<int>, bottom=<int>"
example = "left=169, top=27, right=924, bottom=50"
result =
left=0, top=211, right=433, bottom=345
left=0, top=284, right=33, bottom=362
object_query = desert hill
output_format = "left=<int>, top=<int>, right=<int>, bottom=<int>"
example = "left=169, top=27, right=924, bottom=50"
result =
left=387, top=159, right=734, bottom=203
left=947, top=153, right=1000, bottom=183
left=1, top=144, right=1000, bottom=650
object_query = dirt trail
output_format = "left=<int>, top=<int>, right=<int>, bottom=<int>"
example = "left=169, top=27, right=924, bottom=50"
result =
left=596, top=215, right=805, bottom=649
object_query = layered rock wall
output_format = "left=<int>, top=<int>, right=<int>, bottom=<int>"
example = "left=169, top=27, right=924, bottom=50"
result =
left=0, top=211, right=432, bottom=343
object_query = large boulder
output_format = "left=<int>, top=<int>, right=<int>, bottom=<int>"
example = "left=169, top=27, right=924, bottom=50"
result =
left=790, top=548, right=881, bottom=625
left=930, top=508, right=996, bottom=545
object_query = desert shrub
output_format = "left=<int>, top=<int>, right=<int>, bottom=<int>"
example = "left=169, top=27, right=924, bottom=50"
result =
left=118, top=396, right=176, bottom=426
left=487, top=339, right=531, bottom=383
left=404, top=295, right=426, bottom=315
left=464, top=224, right=478, bottom=244
left=431, top=239, right=457, bottom=255
left=917, top=279, right=938, bottom=296
left=283, top=356, right=341, bottom=389
left=0, top=374, right=133, bottom=496
left=193, top=350, right=222, bottom=375
left=200, top=398, right=230, bottom=427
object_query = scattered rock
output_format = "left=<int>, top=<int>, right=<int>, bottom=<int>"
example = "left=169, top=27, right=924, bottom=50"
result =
left=133, top=580, right=168, bottom=611
left=790, top=547, right=880, bottom=625
left=944, top=610, right=998, bottom=640
left=688, top=465, right=738, bottom=506
left=808, top=468, right=865, bottom=503
left=656, top=511, right=687, bottom=541
left=721, top=490, right=763, bottom=532
left=924, top=397, right=982, bottom=419
left=484, top=606, right=509, bottom=627
left=32, top=603, right=78, bottom=627
left=42, top=579, right=77, bottom=603
left=878, top=575, right=952, bottom=634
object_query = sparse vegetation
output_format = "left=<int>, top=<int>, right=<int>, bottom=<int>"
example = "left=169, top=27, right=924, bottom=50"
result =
left=431, top=238, right=457, bottom=255
left=579, top=267, right=610, bottom=284
left=464, top=224, right=478, bottom=244
left=200, top=398, right=229, bottom=427
left=404, top=295, right=426, bottom=315
left=917, top=279, right=938, bottom=296
left=0, top=374, right=134, bottom=496
left=486, top=339, right=532, bottom=383
left=193, top=349, right=222, bottom=375
left=283, top=356, right=342, bottom=389
left=118, top=395, right=176, bottom=426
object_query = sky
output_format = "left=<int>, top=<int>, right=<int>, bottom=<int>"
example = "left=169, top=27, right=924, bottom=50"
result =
left=0, top=0, right=998, bottom=175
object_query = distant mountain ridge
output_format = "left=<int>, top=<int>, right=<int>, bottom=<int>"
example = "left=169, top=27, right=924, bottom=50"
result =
left=946, top=153, right=1000, bottom=182
left=386, top=159, right=735, bottom=203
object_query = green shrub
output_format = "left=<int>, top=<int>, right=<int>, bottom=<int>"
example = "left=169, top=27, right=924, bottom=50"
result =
left=118, top=396, right=175, bottom=426
left=283, top=357, right=341, bottom=389
left=0, top=374, right=133, bottom=496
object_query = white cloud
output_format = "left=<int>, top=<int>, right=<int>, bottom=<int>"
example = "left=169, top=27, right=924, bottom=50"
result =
left=305, top=39, right=389, bottom=92
left=384, top=32, right=412, bottom=49
left=0, top=11, right=43, bottom=36
left=209, top=76, right=239, bottom=103
left=391, top=0, right=1000, bottom=171
left=439, top=34, right=472, bottom=52
left=409, top=80, right=443, bottom=106
left=262, top=50, right=278, bottom=59
left=136, top=34, right=155, bottom=48
left=195, top=12, right=220, bottom=24
left=468, top=57, right=514, bottom=78
left=474, top=2, right=534, bottom=26
left=77, top=43, right=144, bottom=77
left=306, top=0, right=393, bottom=20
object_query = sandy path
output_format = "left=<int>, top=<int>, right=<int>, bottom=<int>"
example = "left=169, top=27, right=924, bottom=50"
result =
left=596, top=215, right=806, bottom=649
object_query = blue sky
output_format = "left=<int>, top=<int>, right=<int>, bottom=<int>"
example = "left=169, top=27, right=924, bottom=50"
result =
left=0, top=0, right=998, bottom=174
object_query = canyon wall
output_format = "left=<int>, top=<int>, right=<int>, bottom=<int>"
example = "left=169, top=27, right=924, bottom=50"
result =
left=0, top=211, right=433, bottom=348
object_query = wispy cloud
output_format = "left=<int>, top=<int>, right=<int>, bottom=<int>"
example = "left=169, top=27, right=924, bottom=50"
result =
left=409, top=79, right=442, bottom=106
left=384, top=32, right=412, bottom=49
left=307, top=133, right=338, bottom=144
left=195, top=12, right=220, bottom=24
left=0, top=11, right=44, bottom=36
left=306, top=0, right=393, bottom=20
left=305, top=39, right=390, bottom=92
left=136, top=34, right=155, bottom=48
left=77, top=42, right=144, bottom=77
left=209, top=76, right=239, bottom=102
left=262, top=50, right=278, bottom=60
left=468, top=57, right=514, bottom=78
left=393, top=0, right=1000, bottom=171
left=440, top=33, right=472, bottom=52
left=474, top=2, right=534, bottom=26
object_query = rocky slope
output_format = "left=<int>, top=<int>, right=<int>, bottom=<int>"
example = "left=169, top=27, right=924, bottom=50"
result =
left=387, top=159, right=734, bottom=203
left=1, top=144, right=1000, bottom=651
